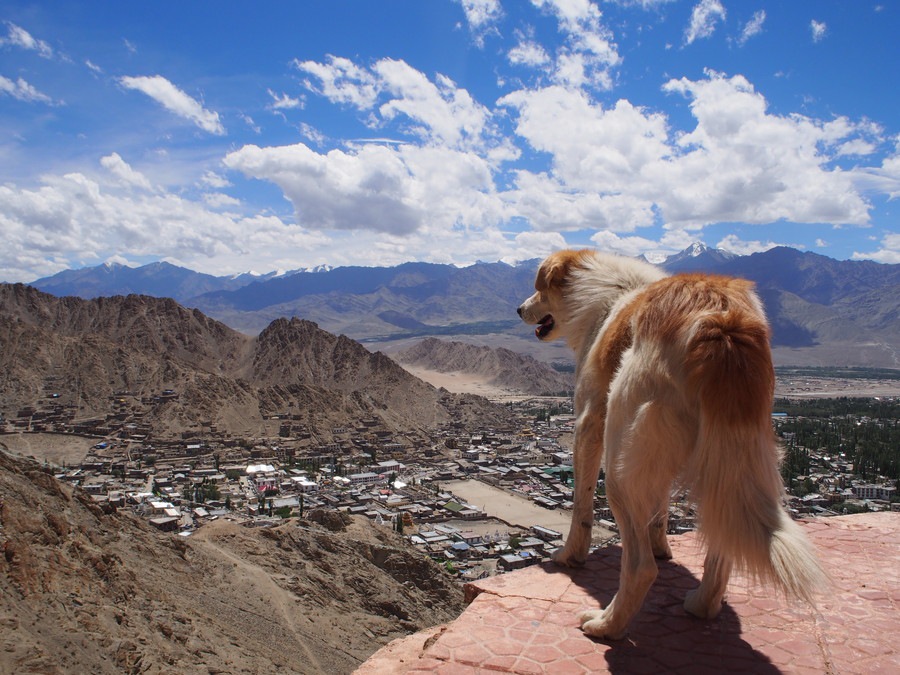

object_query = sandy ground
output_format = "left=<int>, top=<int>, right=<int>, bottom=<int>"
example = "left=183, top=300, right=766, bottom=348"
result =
left=443, top=479, right=615, bottom=544
left=403, top=362, right=900, bottom=401
left=0, top=433, right=95, bottom=466
left=774, top=376, right=900, bottom=398
left=400, top=365, right=528, bottom=400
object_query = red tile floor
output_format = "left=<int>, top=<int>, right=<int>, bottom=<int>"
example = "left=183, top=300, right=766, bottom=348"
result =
left=357, top=512, right=899, bottom=674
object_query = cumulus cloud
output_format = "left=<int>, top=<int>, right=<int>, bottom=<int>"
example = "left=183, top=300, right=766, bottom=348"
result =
left=223, top=140, right=507, bottom=238
left=100, top=153, right=153, bottom=191
left=500, top=71, right=874, bottom=239
left=119, top=75, right=225, bottom=135
left=738, top=10, right=766, bottom=45
left=293, top=55, right=380, bottom=109
left=455, top=0, right=503, bottom=46
left=660, top=72, right=870, bottom=228
left=852, top=233, right=900, bottom=264
left=591, top=230, right=664, bottom=257
left=530, top=0, right=621, bottom=89
left=223, top=142, right=422, bottom=235
left=685, top=0, right=726, bottom=45
left=0, top=166, right=329, bottom=282
left=267, top=89, right=304, bottom=110
left=716, top=234, right=782, bottom=256
left=811, top=20, right=827, bottom=43
left=508, top=36, right=552, bottom=68
left=2, top=22, right=53, bottom=58
left=296, top=56, right=505, bottom=153
left=0, top=75, right=54, bottom=104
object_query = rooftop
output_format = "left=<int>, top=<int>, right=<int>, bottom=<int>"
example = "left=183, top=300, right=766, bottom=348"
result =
left=357, top=512, right=899, bottom=674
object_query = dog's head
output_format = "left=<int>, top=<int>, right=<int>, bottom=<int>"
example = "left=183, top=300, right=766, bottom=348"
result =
left=517, top=249, right=593, bottom=341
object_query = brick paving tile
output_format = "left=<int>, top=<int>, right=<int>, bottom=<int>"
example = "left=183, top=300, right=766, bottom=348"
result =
left=356, top=513, right=899, bottom=674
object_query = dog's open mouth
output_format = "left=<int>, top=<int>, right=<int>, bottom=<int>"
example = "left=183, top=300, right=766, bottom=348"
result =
left=536, top=314, right=555, bottom=339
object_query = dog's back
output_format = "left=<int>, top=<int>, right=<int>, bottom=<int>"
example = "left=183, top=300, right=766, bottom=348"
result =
left=622, top=273, right=826, bottom=605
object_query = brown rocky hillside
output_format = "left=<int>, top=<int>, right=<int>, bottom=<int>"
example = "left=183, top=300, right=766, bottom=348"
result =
left=0, top=449, right=465, bottom=674
left=0, top=284, right=510, bottom=440
left=396, top=338, right=574, bottom=396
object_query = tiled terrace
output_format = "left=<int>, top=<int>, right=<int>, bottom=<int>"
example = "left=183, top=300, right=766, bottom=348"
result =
left=357, top=512, right=899, bottom=674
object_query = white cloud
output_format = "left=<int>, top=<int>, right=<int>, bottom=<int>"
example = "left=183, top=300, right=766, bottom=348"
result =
left=223, top=142, right=422, bottom=235
left=530, top=0, right=621, bottom=89
left=659, top=71, right=870, bottom=228
left=590, top=230, right=663, bottom=257
left=85, top=59, right=102, bottom=74
left=0, top=75, right=54, bottom=104
left=501, top=71, right=874, bottom=240
left=119, top=75, right=226, bottom=135
left=267, top=89, right=304, bottom=110
left=293, top=55, right=380, bottom=109
left=455, top=0, right=503, bottom=46
left=852, top=233, right=900, bottom=263
left=507, top=230, right=568, bottom=262
left=606, top=0, right=676, bottom=7
left=2, top=22, right=53, bottom=58
left=223, top=140, right=507, bottom=238
left=0, top=169, right=329, bottom=282
left=508, top=38, right=552, bottom=68
left=202, top=192, right=242, bottom=209
left=811, top=20, right=827, bottom=43
left=297, top=56, right=504, bottom=153
left=199, top=171, right=231, bottom=189
left=685, top=0, right=726, bottom=45
left=716, top=234, right=782, bottom=256
left=100, top=153, right=153, bottom=191
left=456, top=0, right=502, bottom=29
left=375, top=60, right=493, bottom=149
left=738, top=10, right=766, bottom=45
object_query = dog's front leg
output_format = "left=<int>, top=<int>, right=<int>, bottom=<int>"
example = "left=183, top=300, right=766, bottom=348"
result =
left=552, top=404, right=604, bottom=567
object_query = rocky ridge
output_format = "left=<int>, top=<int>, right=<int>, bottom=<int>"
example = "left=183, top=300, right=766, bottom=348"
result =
left=0, top=449, right=465, bottom=674
left=0, top=284, right=510, bottom=440
left=395, top=338, right=574, bottom=396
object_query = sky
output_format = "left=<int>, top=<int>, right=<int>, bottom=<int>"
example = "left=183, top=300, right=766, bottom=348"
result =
left=1, top=0, right=898, bottom=282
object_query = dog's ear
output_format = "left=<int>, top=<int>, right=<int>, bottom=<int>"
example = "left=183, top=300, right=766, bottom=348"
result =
left=535, top=249, right=592, bottom=291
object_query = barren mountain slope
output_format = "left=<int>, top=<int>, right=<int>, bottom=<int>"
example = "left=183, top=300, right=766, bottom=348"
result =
left=396, top=338, right=574, bottom=396
left=0, top=450, right=464, bottom=675
left=0, top=285, right=512, bottom=439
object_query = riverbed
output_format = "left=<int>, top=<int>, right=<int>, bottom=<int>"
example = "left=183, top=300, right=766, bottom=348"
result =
left=443, top=478, right=615, bottom=543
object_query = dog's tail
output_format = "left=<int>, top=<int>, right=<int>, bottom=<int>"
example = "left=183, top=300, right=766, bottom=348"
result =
left=684, top=308, right=827, bottom=603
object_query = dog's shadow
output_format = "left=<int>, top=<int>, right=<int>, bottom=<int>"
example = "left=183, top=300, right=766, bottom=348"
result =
left=558, top=545, right=782, bottom=674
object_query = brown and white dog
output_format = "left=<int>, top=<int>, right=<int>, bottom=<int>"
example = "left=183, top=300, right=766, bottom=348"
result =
left=518, top=249, right=825, bottom=640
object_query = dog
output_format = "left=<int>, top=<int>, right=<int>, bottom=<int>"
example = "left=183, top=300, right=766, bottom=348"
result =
left=518, top=249, right=825, bottom=640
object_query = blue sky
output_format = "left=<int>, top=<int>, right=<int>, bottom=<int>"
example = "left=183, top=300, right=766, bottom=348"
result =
left=1, top=0, right=898, bottom=282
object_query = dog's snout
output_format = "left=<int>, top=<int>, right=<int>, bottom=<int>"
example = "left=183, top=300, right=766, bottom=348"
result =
left=517, top=306, right=524, bottom=317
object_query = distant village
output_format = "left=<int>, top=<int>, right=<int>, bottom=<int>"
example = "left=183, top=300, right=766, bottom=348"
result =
left=2, top=387, right=898, bottom=581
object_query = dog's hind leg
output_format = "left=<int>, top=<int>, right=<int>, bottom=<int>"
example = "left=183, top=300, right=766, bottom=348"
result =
left=580, top=395, right=688, bottom=639
left=552, top=405, right=604, bottom=567
left=580, top=469, right=659, bottom=640
left=684, top=552, right=732, bottom=619
left=650, top=491, right=673, bottom=560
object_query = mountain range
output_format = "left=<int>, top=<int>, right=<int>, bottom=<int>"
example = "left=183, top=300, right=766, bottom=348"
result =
left=28, top=245, right=900, bottom=368
left=0, top=284, right=509, bottom=440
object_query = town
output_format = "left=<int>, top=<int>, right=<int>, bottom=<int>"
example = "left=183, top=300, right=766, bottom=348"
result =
left=2, top=387, right=898, bottom=583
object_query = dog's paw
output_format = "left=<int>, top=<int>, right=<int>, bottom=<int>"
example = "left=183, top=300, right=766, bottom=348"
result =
left=683, top=589, right=724, bottom=619
left=551, top=547, right=586, bottom=568
left=579, top=609, right=627, bottom=641
left=652, top=542, right=673, bottom=560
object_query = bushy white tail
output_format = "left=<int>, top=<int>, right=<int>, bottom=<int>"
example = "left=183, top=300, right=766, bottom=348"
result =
left=685, top=310, right=827, bottom=602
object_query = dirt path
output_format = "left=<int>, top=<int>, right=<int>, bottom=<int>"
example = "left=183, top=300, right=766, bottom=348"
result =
left=190, top=527, right=325, bottom=672
left=0, top=433, right=95, bottom=466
